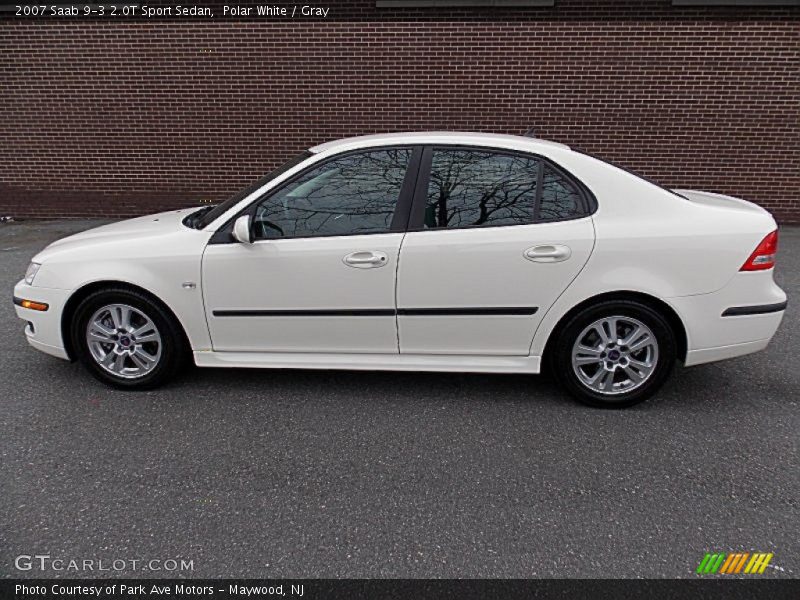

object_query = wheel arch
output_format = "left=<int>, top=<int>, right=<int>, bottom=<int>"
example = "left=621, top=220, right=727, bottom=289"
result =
left=541, top=291, right=688, bottom=369
left=61, top=280, right=192, bottom=361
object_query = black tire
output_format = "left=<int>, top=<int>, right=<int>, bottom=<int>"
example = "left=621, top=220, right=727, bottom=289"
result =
left=552, top=300, right=676, bottom=409
left=71, top=287, right=187, bottom=390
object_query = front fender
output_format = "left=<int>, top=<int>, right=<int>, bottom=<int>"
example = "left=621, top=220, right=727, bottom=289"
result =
left=33, top=228, right=213, bottom=352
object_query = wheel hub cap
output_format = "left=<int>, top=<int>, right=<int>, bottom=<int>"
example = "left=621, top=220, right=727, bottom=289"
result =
left=86, top=303, right=162, bottom=379
left=571, top=315, right=659, bottom=396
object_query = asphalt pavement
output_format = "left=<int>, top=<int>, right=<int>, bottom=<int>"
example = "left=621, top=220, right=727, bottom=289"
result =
left=1, top=219, right=797, bottom=579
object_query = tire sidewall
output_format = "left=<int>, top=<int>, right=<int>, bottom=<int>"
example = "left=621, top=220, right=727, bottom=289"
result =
left=72, top=289, right=181, bottom=390
left=554, top=300, right=676, bottom=408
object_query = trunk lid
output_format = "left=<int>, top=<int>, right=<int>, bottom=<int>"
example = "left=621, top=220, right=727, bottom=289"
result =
left=672, top=189, right=770, bottom=216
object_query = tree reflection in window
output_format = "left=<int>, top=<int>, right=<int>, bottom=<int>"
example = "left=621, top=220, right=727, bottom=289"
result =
left=424, top=150, right=538, bottom=229
left=253, top=149, right=410, bottom=239
left=539, top=165, right=584, bottom=221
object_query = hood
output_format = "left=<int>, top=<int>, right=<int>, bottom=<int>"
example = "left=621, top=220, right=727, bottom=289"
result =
left=34, top=208, right=198, bottom=263
left=672, top=189, right=770, bottom=217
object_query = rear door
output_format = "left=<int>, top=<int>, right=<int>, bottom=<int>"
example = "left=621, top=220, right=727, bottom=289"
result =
left=396, top=146, right=595, bottom=356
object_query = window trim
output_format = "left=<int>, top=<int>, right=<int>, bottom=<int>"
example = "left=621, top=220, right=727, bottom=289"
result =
left=406, top=144, right=596, bottom=232
left=209, top=145, right=424, bottom=244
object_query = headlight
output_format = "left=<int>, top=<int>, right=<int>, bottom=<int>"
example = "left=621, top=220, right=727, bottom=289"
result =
left=24, top=262, right=41, bottom=285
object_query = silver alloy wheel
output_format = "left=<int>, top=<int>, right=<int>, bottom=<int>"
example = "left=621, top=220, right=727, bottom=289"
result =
left=85, top=303, right=162, bottom=379
left=571, top=315, right=659, bottom=396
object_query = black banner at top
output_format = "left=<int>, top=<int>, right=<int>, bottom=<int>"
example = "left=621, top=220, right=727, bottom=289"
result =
left=0, top=0, right=798, bottom=21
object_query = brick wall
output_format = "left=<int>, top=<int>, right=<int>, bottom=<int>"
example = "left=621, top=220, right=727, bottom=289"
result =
left=1, top=1, right=798, bottom=222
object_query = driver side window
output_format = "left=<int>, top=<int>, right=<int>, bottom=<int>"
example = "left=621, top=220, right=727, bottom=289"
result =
left=252, top=148, right=411, bottom=240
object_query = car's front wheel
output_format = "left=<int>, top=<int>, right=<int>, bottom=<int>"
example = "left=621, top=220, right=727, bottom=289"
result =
left=72, top=288, right=186, bottom=390
left=553, top=300, right=676, bottom=408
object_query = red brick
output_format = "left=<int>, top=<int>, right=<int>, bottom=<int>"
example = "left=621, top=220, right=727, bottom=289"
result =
left=0, top=3, right=798, bottom=222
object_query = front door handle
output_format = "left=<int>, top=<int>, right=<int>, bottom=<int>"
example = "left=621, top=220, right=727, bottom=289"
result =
left=524, top=244, right=572, bottom=263
left=343, top=251, right=388, bottom=269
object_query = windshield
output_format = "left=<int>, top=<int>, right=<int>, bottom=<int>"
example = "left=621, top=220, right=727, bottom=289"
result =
left=193, top=151, right=313, bottom=229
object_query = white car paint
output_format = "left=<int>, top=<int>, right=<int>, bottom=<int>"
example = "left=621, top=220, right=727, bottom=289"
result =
left=396, top=217, right=594, bottom=355
left=23, top=210, right=213, bottom=354
left=13, top=132, right=786, bottom=385
left=203, top=232, right=404, bottom=353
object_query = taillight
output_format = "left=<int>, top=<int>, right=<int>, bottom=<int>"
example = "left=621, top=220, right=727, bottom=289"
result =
left=740, top=230, right=778, bottom=271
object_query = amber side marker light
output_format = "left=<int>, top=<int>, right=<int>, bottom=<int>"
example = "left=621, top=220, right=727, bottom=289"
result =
left=13, top=297, right=49, bottom=311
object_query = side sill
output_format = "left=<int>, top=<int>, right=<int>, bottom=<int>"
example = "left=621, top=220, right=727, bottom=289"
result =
left=193, top=351, right=541, bottom=374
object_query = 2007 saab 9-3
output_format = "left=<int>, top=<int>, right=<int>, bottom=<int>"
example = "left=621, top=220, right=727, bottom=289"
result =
left=14, top=133, right=787, bottom=407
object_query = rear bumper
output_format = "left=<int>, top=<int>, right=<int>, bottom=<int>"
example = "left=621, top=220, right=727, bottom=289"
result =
left=13, top=280, right=71, bottom=360
left=685, top=338, right=771, bottom=367
left=669, top=271, right=786, bottom=367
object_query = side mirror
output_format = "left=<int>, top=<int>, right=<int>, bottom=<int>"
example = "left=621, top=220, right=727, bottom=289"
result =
left=232, top=215, right=253, bottom=244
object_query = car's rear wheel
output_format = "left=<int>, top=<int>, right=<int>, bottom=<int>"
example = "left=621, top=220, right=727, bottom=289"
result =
left=71, top=288, right=186, bottom=390
left=553, top=300, right=676, bottom=408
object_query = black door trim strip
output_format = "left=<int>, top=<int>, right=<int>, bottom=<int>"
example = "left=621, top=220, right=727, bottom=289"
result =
left=721, top=301, right=787, bottom=317
left=212, top=309, right=396, bottom=317
left=397, top=307, right=539, bottom=316
left=212, top=307, right=539, bottom=317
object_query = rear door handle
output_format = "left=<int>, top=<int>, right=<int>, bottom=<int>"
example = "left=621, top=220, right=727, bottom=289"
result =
left=343, top=251, right=388, bottom=268
left=524, top=244, right=571, bottom=263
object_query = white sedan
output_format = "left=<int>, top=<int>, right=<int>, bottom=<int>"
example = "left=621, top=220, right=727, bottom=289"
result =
left=13, top=132, right=787, bottom=407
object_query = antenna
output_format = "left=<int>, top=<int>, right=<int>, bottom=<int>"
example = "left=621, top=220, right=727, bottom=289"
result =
left=523, top=127, right=537, bottom=138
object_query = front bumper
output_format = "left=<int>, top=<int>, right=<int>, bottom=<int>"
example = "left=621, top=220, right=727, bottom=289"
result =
left=13, top=280, right=71, bottom=360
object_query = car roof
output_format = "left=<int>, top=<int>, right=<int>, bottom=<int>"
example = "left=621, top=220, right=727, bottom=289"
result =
left=309, top=132, right=571, bottom=155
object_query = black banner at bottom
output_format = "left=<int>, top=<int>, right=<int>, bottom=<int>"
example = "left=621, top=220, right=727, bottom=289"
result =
left=3, top=579, right=800, bottom=600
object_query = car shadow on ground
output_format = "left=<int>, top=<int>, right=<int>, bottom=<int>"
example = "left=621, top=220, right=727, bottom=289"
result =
left=43, top=352, right=756, bottom=414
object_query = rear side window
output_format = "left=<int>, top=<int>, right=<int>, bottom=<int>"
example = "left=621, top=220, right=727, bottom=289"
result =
left=421, top=148, right=591, bottom=230
left=423, top=149, right=539, bottom=229
left=539, top=164, right=585, bottom=221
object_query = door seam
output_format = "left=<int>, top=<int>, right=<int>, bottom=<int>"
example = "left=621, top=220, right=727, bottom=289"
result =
left=394, top=231, right=406, bottom=354
left=526, top=217, right=598, bottom=356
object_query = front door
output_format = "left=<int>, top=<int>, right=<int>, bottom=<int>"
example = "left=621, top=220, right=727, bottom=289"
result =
left=202, top=147, right=419, bottom=354
left=397, top=146, right=596, bottom=356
